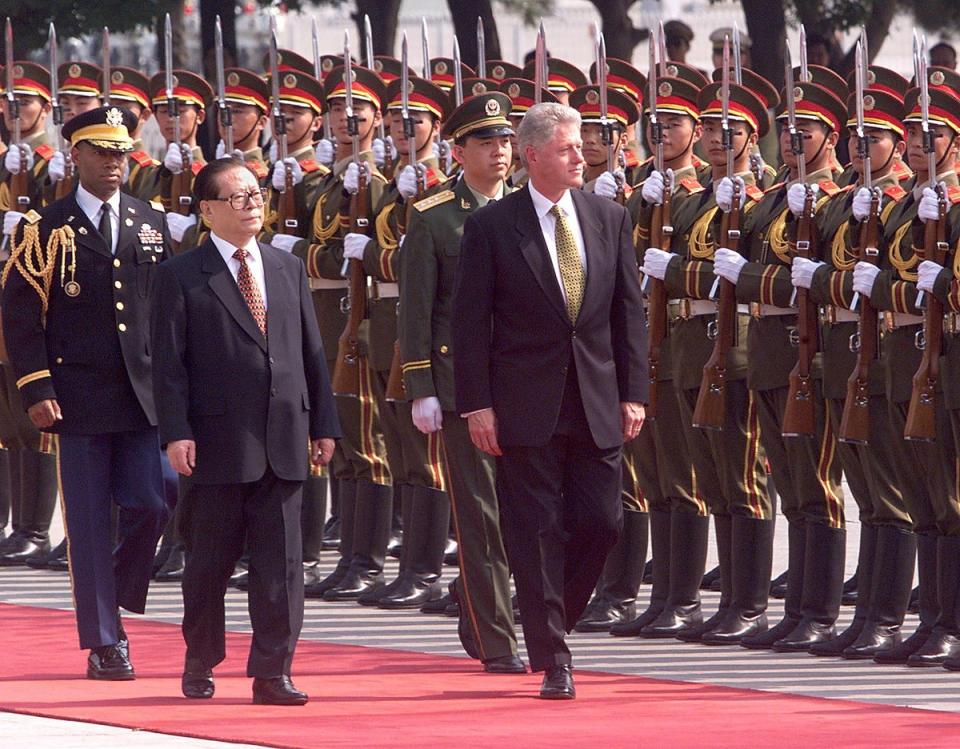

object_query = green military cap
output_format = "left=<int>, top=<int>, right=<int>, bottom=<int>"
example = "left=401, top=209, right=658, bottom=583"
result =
left=223, top=68, right=270, bottom=112
left=149, top=70, right=213, bottom=109
left=660, top=61, right=709, bottom=88
left=486, top=60, right=523, bottom=82
left=711, top=67, right=780, bottom=111
left=461, top=77, right=499, bottom=100
left=569, top=84, right=639, bottom=128
left=646, top=75, right=703, bottom=120
left=589, top=57, right=646, bottom=106
left=430, top=58, right=475, bottom=92
left=845, top=88, right=906, bottom=137
left=385, top=76, right=449, bottom=120
left=910, top=66, right=960, bottom=99
left=269, top=49, right=314, bottom=75
left=324, top=65, right=386, bottom=110
left=845, top=65, right=908, bottom=101
left=904, top=85, right=960, bottom=135
left=58, top=61, right=101, bottom=98
left=99, top=67, right=150, bottom=109
left=709, top=28, right=751, bottom=49
left=61, top=105, right=136, bottom=152
left=373, top=56, right=415, bottom=84
left=792, top=64, right=848, bottom=102
left=499, top=77, right=558, bottom=116
left=521, top=57, right=587, bottom=95
left=441, top=91, right=513, bottom=142
left=698, top=81, right=771, bottom=136
left=775, top=81, right=846, bottom=132
left=277, top=69, right=324, bottom=114
left=6, top=61, right=52, bottom=101
left=663, top=20, right=694, bottom=44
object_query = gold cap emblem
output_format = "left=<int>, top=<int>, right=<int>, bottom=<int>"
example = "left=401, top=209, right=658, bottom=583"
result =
left=658, top=81, right=673, bottom=98
left=322, top=58, right=333, bottom=72
left=492, top=65, right=505, bottom=80
left=12, top=64, right=22, bottom=78
left=666, top=64, right=678, bottom=77
left=68, top=63, right=82, bottom=79
left=931, top=70, right=946, bottom=86
left=793, top=86, right=804, bottom=101
left=227, top=71, right=240, bottom=87
left=586, top=90, right=599, bottom=105
left=863, top=94, right=875, bottom=111
left=484, top=97, right=501, bottom=116
left=106, top=107, right=124, bottom=127
left=507, top=83, right=520, bottom=99
left=472, top=82, right=488, bottom=96
left=283, top=73, right=297, bottom=88
left=435, top=61, right=448, bottom=75
left=111, top=70, right=124, bottom=84
left=374, top=60, right=383, bottom=72
left=867, top=70, right=876, bottom=85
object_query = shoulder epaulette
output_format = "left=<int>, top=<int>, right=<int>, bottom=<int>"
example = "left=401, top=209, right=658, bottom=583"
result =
left=299, top=158, right=327, bottom=174
left=745, top=184, right=764, bottom=202
left=34, top=144, right=54, bottom=161
left=883, top=184, right=907, bottom=202
left=23, top=209, right=41, bottom=225
left=190, top=161, right=203, bottom=176
left=130, top=150, right=157, bottom=168
left=692, top=154, right=706, bottom=168
left=948, top=185, right=960, bottom=205
left=679, top=177, right=704, bottom=194
left=423, top=167, right=446, bottom=190
left=414, top=190, right=455, bottom=212
left=818, top=180, right=842, bottom=197
left=623, top=151, right=640, bottom=168
left=149, top=200, right=165, bottom=213
left=246, top=160, right=268, bottom=180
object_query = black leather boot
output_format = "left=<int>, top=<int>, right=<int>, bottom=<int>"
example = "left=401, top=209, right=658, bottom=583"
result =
left=701, top=565, right=721, bottom=591
left=843, top=525, right=916, bottom=659
left=877, top=533, right=937, bottom=664
left=386, top=484, right=403, bottom=559
left=576, top=509, right=648, bottom=632
left=841, top=567, right=859, bottom=605
left=679, top=513, right=732, bottom=642
left=640, top=509, right=709, bottom=638
left=742, top=520, right=804, bottom=649
left=769, top=569, right=789, bottom=599
left=0, top=448, right=11, bottom=543
left=301, top=474, right=327, bottom=587
left=702, top=515, right=774, bottom=645
left=773, top=523, right=845, bottom=652
left=907, top=535, right=960, bottom=666
left=380, top=486, right=449, bottom=609
left=610, top=507, right=670, bottom=637
left=307, top=478, right=355, bottom=598
left=324, top=480, right=392, bottom=601
left=321, top=476, right=340, bottom=550
left=0, top=450, right=54, bottom=566
left=360, top=485, right=414, bottom=606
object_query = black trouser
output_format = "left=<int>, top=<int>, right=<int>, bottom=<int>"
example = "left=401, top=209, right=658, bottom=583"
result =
left=180, top=467, right=303, bottom=678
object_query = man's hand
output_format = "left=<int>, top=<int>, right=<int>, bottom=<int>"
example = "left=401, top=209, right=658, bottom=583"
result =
left=167, top=439, right=196, bottom=477
left=467, top=407, right=502, bottom=456
left=27, top=399, right=61, bottom=430
left=311, top=438, right=336, bottom=466
left=621, top=401, right=645, bottom=441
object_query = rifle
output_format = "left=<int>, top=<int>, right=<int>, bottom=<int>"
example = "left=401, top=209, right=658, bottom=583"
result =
left=476, top=17, right=486, bottom=79
left=311, top=18, right=333, bottom=145
left=838, top=41, right=880, bottom=444
left=214, top=15, right=233, bottom=155
left=365, top=14, right=391, bottom=178
left=596, top=32, right=624, bottom=204
left=693, top=36, right=738, bottom=430
left=534, top=23, right=545, bottom=105
left=269, top=17, right=299, bottom=237
left=331, top=32, right=369, bottom=398
left=164, top=13, right=192, bottom=247
left=905, top=43, right=947, bottom=441
left=644, top=22, right=671, bottom=420
left=453, top=36, right=464, bottom=106
left=49, top=23, right=72, bottom=200
left=3, top=18, right=29, bottom=255
left=781, top=48, right=818, bottom=438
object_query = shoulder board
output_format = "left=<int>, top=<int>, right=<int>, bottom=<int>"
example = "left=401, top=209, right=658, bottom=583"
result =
left=818, top=180, right=842, bottom=197
left=423, top=167, right=445, bottom=190
left=692, top=154, right=706, bottom=168
left=130, top=150, right=157, bottom=168
left=149, top=200, right=165, bottom=213
left=679, top=177, right=703, bottom=194
left=883, top=184, right=907, bottom=202
left=23, top=209, right=41, bottom=225
left=623, top=151, right=640, bottom=168
left=764, top=181, right=785, bottom=195
left=299, top=158, right=327, bottom=174
left=745, top=184, right=764, bottom=202
left=190, top=161, right=203, bottom=176
left=948, top=185, right=960, bottom=205
left=246, top=160, right=268, bottom=179
left=34, top=144, right=55, bottom=161
left=414, top=190, right=455, bottom=212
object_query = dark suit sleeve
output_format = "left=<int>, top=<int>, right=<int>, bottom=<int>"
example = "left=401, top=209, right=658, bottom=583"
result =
left=298, top=259, right=342, bottom=440
left=451, top=212, right=496, bottom=414
left=610, top=205, right=649, bottom=404
left=150, top=262, right=193, bottom=446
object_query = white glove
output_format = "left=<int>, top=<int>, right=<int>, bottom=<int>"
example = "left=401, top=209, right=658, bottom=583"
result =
left=787, top=182, right=819, bottom=217
left=372, top=137, right=386, bottom=167
left=343, top=161, right=361, bottom=193
left=792, top=256, right=825, bottom=289
left=397, top=164, right=418, bottom=200
left=271, top=234, right=300, bottom=253
left=268, top=140, right=278, bottom=163
left=4, top=145, right=32, bottom=175
left=713, top=247, right=747, bottom=284
left=917, top=259, right=944, bottom=295
left=641, top=248, right=676, bottom=281
left=715, top=176, right=746, bottom=212
left=271, top=157, right=303, bottom=191
left=851, top=187, right=875, bottom=222
left=641, top=169, right=667, bottom=206
left=439, top=140, right=454, bottom=174
left=166, top=213, right=196, bottom=242
left=594, top=170, right=621, bottom=200
left=3, top=210, right=25, bottom=236
left=315, top=138, right=335, bottom=166
left=412, top=396, right=443, bottom=434
left=343, top=232, right=368, bottom=261
left=164, top=142, right=189, bottom=174
left=918, top=185, right=946, bottom=222
left=387, top=135, right=398, bottom=162
left=215, top=140, right=226, bottom=159
left=48, top=150, right=67, bottom=182
left=852, top=261, right=881, bottom=297
left=432, top=140, right=441, bottom=160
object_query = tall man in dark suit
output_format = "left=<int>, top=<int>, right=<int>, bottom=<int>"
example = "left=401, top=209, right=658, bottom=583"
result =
left=2, top=106, right=170, bottom=680
left=151, top=158, right=340, bottom=705
left=452, top=102, right=648, bottom=699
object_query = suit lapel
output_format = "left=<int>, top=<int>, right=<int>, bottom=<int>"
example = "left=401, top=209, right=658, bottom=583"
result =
left=201, top=241, right=268, bottom=352
left=65, top=194, right=112, bottom=258
left=262, top=242, right=287, bottom=344
left=570, top=189, right=602, bottom=319
left=515, top=185, right=569, bottom=323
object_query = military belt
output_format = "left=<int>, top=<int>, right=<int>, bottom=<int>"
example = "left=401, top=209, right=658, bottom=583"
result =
left=376, top=282, right=400, bottom=298
left=309, top=278, right=350, bottom=290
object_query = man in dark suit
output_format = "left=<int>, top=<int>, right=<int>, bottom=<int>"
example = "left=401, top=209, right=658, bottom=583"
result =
left=2, top=106, right=170, bottom=680
left=151, top=158, right=340, bottom=705
left=452, top=102, right=648, bottom=699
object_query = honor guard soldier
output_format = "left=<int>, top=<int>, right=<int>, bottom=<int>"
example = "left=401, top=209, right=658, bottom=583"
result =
left=499, top=78, right=559, bottom=189
left=99, top=67, right=160, bottom=201
left=1, top=106, right=169, bottom=679
left=570, top=84, right=640, bottom=192
left=588, top=57, right=647, bottom=184
left=398, top=91, right=525, bottom=674
left=486, top=61, right=523, bottom=85
left=712, top=80, right=847, bottom=652
left=0, top=60, right=59, bottom=568
left=46, top=62, right=102, bottom=200
left=520, top=57, right=586, bottom=106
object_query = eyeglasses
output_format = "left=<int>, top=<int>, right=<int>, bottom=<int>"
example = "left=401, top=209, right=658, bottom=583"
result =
left=209, top=187, right=267, bottom=210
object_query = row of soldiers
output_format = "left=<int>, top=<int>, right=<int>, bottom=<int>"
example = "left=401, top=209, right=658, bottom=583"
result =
left=3, top=29, right=960, bottom=675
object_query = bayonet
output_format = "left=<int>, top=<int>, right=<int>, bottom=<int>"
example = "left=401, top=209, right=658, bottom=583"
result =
left=401, top=33, right=417, bottom=181
left=102, top=27, right=111, bottom=105
left=732, top=22, right=742, bottom=85
left=658, top=20, right=667, bottom=78
left=799, top=24, right=809, bottom=82
left=596, top=32, right=614, bottom=173
left=49, top=23, right=61, bottom=131
left=855, top=40, right=870, bottom=190
left=215, top=15, right=232, bottom=154
left=534, top=22, right=546, bottom=104
left=311, top=17, right=332, bottom=142
left=648, top=29, right=661, bottom=173
left=453, top=36, right=463, bottom=107
left=344, top=30, right=361, bottom=177
left=269, top=15, right=288, bottom=164
left=163, top=12, right=182, bottom=156
left=722, top=36, right=733, bottom=180
left=421, top=18, right=430, bottom=80
left=920, top=36, right=936, bottom=190
left=785, top=46, right=805, bottom=185
left=476, top=17, right=486, bottom=79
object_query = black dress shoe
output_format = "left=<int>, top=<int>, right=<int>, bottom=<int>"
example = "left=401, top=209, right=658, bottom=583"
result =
left=27, top=538, right=66, bottom=569
left=874, top=625, right=932, bottom=664
left=771, top=620, right=836, bottom=653
left=322, top=571, right=385, bottom=601
left=609, top=605, right=665, bottom=637
left=907, top=631, right=960, bottom=666
left=769, top=570, right=788, bottom=599
left=154, top=545, right=185, bottom=582
left=700, top=611, right=768, bottom=646
left=483, top=654, right=526, bottom=673
left=87, top=645, right=135, bottom=680
left=305, top=565, right=347, bottom=599
left=639, top=606, right=702, bottom=638
left=741, top=615, right=801, bottom=650
left=0, top=532, right=50, bottom=566
left=378, top=577, right=442, bottom=609
left=420, top=592, right=452, bottom=615
left=252, top=676, right=308, bottom=706
left=321, top=517, right=341, bottom=550
left=842, top=625, right=902, bottom=659
left=182, top=657, right=215, bottom=699
left=574, top=599, right=636, bottom=633
left=539, top=665, right=575, bottom=700
left=676, top=609, right=726, bottom=643
left=443, top=538, right=459, bottom=566
left=359, top=572, right=407, bottom=606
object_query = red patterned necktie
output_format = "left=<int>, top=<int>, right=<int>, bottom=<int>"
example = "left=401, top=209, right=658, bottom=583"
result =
left=233, top=248, right=267, bottom=336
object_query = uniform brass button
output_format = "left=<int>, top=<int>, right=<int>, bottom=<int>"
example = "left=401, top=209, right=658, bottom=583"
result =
left=55, top=356, right=63, bottom=364
left=113, top=258, right=121, bottom=268
left=439, top=345, right=449, bottom=354
left=116, top=302, right=124, bottom=311
left=118, top=323, right=127, bottom=332
left=114, top=281, right=122, bottom=289
left=271, top=387, right=277, bottom=396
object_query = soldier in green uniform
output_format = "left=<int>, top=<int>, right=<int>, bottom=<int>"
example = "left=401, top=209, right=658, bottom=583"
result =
left=0, top=61, right=59, bottom=566
left=572, top=85, right=640, bottom=193
left=398, top=92, right=524, bottom=673
left=712, top=81, right=848, bottom=651
left=45, top=61, right=102, bottom=201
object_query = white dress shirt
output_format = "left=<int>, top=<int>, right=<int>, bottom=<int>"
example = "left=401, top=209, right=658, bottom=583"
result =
left=75, top=183, right=120, bottom=255
left=527, top=181, right=588, bottom=305
left=210, top=231, right=268, bottom=309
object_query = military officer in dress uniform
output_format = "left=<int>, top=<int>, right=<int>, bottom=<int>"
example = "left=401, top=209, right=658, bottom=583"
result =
left=1, top=106, right=169, bottom=679
left=398, top=91, right=524, bottom=674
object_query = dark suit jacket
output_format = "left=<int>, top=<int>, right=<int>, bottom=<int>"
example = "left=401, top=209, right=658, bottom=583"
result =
left=452, top=185, right=648, bottom=449
left=2, top=190, right=169, bottom=434
left=151, top=238, right=341, bottom=484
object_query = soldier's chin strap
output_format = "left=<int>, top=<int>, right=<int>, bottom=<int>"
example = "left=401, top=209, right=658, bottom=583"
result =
left=799, top=128, right=832, bottom=180
left=872, top=146, right=896, bottom=177
left=233, top=118, right=260, bottom=152
left=934, top=132, right=959, bottom=175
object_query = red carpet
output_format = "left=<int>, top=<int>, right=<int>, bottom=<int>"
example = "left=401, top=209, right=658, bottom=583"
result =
left=1, top=603, right=959, bottom=748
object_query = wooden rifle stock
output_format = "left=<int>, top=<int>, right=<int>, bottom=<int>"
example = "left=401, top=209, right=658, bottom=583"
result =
left=782, top=189, right=818, bottom=437
left=646, top=190, right=672, bottom=420
left=168, top=145, right=193, bottom=251
left=278, top=162, right=300, bottom=235
left=331, top=165, right=369, bottom=397
left=904, top=197, right=947, bottom=441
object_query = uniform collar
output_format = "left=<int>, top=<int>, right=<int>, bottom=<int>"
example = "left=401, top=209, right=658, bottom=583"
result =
left=528, top=179, right=574, bottom=219
left=75, top=182, right=120, bottom=221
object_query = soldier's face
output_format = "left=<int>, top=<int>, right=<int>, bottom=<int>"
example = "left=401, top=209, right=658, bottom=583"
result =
left=328, top=99, right=382, bottom=146
left=847, top=127, right=903, bottom=177
left=73, top=141, right=126, bottom=198
left=280, top=104, right=321, bottom=147
left=778, top=120, right=836, bottom=169
left=455, top=134, right=511, bottom=182
left=905, top=121, right=957, bottom=174
left=580, top=123, right=624, bottom=168
left=2, top=94, right=50, bottom=133
left=59, top=93, right=101, bottom=123
left=154, top=102, right=205, bottom=143
left=523, top=121, right=584, bottom=190
left=701, top=118, right=754, bottom=166
left=388, top=110, right=439, bottom=156
left=647, top=113, right=701, bottom=162
left=219, top=103, right=267, bottom=149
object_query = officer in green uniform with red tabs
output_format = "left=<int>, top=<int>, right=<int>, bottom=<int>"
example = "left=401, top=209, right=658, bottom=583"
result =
left=275, top=64, right=392, bottom=601
left=98, top=67, right=161, bottom=202
left=341, top=75, right=452, bottom=609
left=0, top=61, right=59, bottom=567
left=712, top=81, right=848, bottom=651
left=398, top=91, right=525, bottom=674
left=146, top=70, right=212, bottom=248
left=875, top=80, right=960, bottom=667
left=500, top=78, right=559, bottom=189
left=790, top=80, right=916, bottom=657
left=45, top=61, right=102, bottom=201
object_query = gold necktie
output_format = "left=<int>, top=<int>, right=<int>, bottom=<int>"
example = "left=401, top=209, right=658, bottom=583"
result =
left=551, top=204, right=585, bottom=323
